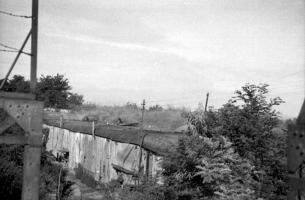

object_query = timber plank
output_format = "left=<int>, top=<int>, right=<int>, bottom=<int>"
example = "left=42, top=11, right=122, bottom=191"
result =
left=43, top=117, right=182, bottom=155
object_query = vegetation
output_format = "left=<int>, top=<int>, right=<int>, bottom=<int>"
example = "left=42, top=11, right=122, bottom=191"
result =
left=0, top=128, right=73, bottom=200
left=159, top=83, right=287, bottom=200
left=1, top=74, right=84, bottom=109
left=0, top=73, right=293, bottom=199
left=69, top=102, right=186, bottom=131
left=0, top=74, right=76, bottom=199
left=100, top=83, right=289, bottom=200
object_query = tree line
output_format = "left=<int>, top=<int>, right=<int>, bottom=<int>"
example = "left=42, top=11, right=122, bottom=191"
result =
left=1, top=74, right=84, bottom=109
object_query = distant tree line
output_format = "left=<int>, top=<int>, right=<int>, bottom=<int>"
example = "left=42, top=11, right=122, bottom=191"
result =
left=0, top=74, right=84, bottom=109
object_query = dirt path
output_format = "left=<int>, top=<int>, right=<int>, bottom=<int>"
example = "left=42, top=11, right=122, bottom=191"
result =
left=66, top=170, right=104, bottom=200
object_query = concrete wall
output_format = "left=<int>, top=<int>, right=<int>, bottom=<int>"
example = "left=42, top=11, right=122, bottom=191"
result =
left=45, top=125, right=161, bottom=184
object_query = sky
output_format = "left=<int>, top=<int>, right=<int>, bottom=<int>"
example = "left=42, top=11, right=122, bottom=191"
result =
left=0, top=0, right=304, bottom=118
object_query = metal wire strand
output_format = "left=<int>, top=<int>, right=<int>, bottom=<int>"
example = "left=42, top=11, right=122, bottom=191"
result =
left=0, top=10, right=32, bottom=18
left=0, top=43, right=32, bottom=56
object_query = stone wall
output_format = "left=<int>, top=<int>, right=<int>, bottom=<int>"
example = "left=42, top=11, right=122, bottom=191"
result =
left=45, top=125, right=161, bottom=184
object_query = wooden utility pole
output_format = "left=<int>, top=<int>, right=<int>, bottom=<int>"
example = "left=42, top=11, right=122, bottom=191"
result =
left=137, top=99, right=145, bottom=182
left=141, top=99, right=145, bottom=125
left=30, top=0, right=38, bottom=92
left=22, top=1, right=41, bottom=200
left=204, top=92, right=209, bottom=112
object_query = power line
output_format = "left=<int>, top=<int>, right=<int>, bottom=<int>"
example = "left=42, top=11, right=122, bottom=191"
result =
left=0, top=42, right=22, bottom=51
left=0, top=10, right=31, bottom=19
left=0, top=46, right=32, bottom=56
left=0, top=29, right=32, bottom=90
left=0, top=49, right=18, bottom=53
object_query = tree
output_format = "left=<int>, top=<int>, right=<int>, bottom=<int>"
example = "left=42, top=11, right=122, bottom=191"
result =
left=194, top=137, right=256, bottom=200
left=0, top=75, right=30, bottom=93
left=125, top=102, right=138, bottom=110
left=161, top=110, right=257, bottom=200
left=1, top=74, right=84, bottom=109
left=36, top=74, right=72, bottom=109
left=216, top=83, right=286, bottom=199
left=67, top=93, right=84, bottom=109
left=161, top=83, right=286, bottom=199
left=148, top=104, right=163, bottom=111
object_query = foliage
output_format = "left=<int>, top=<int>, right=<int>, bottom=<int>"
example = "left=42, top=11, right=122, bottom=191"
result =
left=194, top=137, right=256, bottom=200
left=67, top=93, right=84, bottom=109
left=40, top=152, right=74, bottom=200
left=101, top=181, right=167, bottom=200
left=72, top=103, right=186, bottom=131
left=125, top=102, right=139, bottom=110
left=36, top=74, right=72, bottom=108
left=148, top=104, right=163, bottom=111
left=1, top=74, right=84, bottom=109
left=0, top=144, right=23, bottom=200
left=215, top=83, right=286, bottom=199
left=159, top=83, right=287, bottom=200
left=0, top=75, right=30, bottom=93
left=0, top=143, right=73, bottom=200
left=161, top=132, right=256, bottom=200
left=0, top=111, right=73, bottom=200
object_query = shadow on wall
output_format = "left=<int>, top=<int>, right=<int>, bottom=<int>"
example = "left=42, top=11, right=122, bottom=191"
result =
left=74, top=163, right=98, bottom=188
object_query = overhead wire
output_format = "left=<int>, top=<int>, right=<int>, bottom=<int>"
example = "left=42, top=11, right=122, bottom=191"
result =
left=0, top=10, right=31, bottom=19
left=0, top=49, right=18, bottom=53
left=0, top=47, right=32, bottom=56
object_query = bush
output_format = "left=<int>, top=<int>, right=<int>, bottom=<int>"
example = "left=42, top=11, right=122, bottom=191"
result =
left=0, top=116, right=73, bottom=200
left=161, top=134, right=257, bottom=200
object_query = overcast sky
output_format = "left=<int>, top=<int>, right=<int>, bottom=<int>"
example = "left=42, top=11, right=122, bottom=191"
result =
left=0, top=0, right=304, bottom=117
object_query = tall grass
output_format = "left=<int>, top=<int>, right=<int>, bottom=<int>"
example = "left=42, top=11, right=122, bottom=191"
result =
left=65, top=103, right=188, bottom=131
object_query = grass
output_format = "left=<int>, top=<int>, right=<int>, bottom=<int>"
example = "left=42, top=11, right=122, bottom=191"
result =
left=46, top=103, right=188, bottom=131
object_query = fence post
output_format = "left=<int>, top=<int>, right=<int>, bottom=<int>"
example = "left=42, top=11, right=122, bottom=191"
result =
left=92, top=121, right=95, bottom=138
left=60, top=115, right=63, bottom=128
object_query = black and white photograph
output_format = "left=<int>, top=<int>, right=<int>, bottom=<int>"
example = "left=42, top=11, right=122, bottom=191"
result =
left=0, top=0, right=304, bottom=199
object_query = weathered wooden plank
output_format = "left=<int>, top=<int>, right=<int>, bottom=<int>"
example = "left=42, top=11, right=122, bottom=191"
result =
left=0, top=91, right=35, bottom=100
left=22, top=146, right=41, bottom=200
left=112, top=163, right=138, bottom=177
left=44, top=118, right=182, bottom=155
left=0, top=135, right=27, bottom=144
left=0, top=115, right=16, bottom=134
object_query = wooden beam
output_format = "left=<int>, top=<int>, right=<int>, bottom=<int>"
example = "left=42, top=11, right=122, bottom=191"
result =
left=0, top=92, right=35, bottom=100
left=0, top=116, right=16, bottom=134
left=297, top=99, right=305, bottom=126
left=44, top=118, right=182, bottom=156
left=0, top=135, right=28, bottom=145
left=22, top=146, right=41, bottom=200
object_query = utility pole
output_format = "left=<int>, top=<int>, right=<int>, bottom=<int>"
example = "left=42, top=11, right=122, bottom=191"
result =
left=204, top=92, right=209, bottom=112
left=22, top=1, right=41, bottom=200
left=141, top=99, right=145, bottom=125
left=137, top=99, right=145, bottom=183
left=30, top=0, right=38, bottom=92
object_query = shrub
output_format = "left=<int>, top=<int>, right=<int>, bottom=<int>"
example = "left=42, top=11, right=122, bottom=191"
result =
left=161, top=134, right=257, bottom=200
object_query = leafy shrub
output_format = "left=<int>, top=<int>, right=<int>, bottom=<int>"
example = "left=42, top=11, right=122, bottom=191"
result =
left=0, top=144, right=73, bottom=200
left=0, top=118, right=72, bottom=200
left=161, top=134, right=257, bottom=200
